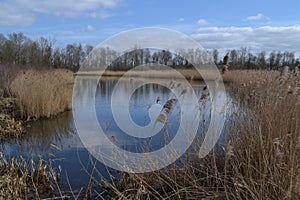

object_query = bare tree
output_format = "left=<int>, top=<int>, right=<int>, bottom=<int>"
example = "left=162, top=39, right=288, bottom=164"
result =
left=212, top=49, right=219, bottom=65
left=257, top=51, right=266, bottom=69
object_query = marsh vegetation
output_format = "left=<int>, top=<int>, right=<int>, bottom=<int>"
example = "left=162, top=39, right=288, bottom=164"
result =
left=0, top=33, right=299, bottom=199
left=0, top=65, right=300, bottom=199
left=94, top=70, right=300, bottom=199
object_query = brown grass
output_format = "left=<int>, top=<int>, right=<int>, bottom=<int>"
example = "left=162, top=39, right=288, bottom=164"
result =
left=10, top=69, right=74, bottom=119
left=223, top=70, right=300, bottom=199
left=0, top=64, right=24, bottom=97
left=0, top=97, right=25, bottom=140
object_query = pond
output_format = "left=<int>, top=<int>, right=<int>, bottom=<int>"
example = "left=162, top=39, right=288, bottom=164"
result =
left=0, top=76, right=231, bottom=193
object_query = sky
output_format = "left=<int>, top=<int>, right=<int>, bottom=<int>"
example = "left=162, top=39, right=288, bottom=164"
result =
left=1, top=0, right=300, bottom=56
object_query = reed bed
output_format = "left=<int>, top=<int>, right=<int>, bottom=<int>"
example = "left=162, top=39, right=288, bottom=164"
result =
left=92, top=69, right=300, bottom=200
left=10, top=69, right=74, bottom=119
left=0, top=153, right=62, bottom=199
left=0, top=64, right=24, bottom=97
left=0, top=97, right=25, bottom=140
left=223, top=70, right=300, bottom=199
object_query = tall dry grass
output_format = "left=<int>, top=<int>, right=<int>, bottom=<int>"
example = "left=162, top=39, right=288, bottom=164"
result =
left=10, top=69, right=74, bottom=119
left=0, top=64, right=24, bottom=97
left=0, top=153, right=63, bottom=199
left=93, top=70, right=300, bottom=199
left=223, top=70, right=300, bottom=199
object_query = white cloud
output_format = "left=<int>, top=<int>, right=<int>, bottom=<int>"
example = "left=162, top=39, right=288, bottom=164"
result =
left=85, top=25, right=95, bottom=32
left=177, top=18, right=185, bottom=23
left=191, top=26, right=300, bottom=55
left=197, top=19, right=208, bottom=26
left=88, top=11, right=115, bottom=19
left=246, top=13, right=271, bottom=21
left=0, top=1, right=36, bottom=26
left=0, top=0, right=122, bottom=26
left=76, top=25, right=96, bottom=33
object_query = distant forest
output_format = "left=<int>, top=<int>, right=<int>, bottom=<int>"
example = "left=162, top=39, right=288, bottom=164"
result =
left=0, top=32, right=299, bottom=71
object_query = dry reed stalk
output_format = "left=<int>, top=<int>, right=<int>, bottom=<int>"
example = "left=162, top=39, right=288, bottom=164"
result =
left=224, top=70, right=300, bottom=199
left=0, top=153, right=61, bottom=199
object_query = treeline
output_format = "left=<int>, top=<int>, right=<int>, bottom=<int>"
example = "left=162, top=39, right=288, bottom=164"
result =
left=85, top=47, right=219, bottom=70
left=0, top=32, right=299, bottom=71
left=89, top=47, right=300, bottom=71
left=0, top=32, right=93, bottom=71
left=212, top=48, right=299, bottom=70
left=107, top=49, right=197, bottom=70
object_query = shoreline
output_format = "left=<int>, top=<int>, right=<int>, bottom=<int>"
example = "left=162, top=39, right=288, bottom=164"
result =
left=75, top=69, right=224, bottom=81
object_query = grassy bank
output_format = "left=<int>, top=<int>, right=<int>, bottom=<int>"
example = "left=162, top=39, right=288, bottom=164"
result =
left=0, top=64, right=74, bottom=120
left=76, top=69, right=205, bottom=80
left=10, top=69, right=74, bottom=119
left=0, top=65, right=74, bottom=140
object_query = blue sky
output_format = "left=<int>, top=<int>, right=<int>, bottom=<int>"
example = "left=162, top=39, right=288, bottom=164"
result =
left=1, top=0, right=300, bottom=55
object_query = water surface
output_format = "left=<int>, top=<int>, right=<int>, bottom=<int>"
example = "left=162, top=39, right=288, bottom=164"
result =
left=0, top=76, right=229, bottom=191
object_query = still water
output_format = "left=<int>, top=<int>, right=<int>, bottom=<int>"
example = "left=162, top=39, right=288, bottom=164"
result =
left=0, top=77, right=230, bottom=191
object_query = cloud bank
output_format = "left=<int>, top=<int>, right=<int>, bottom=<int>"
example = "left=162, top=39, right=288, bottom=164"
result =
left=191, top=26, right=300, bottom=55
left=0, top=0, right=122, bottom=26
